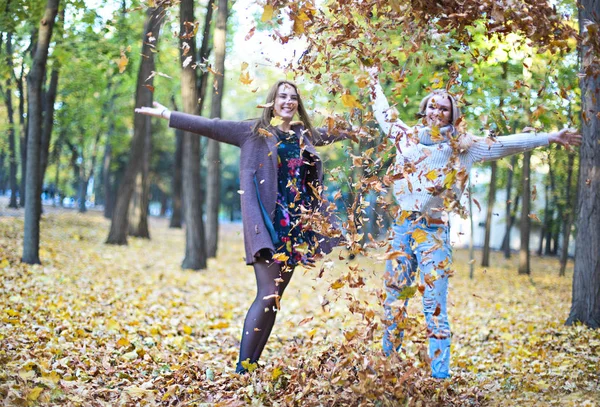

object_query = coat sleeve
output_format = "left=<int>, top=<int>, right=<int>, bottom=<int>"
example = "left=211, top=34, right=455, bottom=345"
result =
left=169, top=112, right=254, bottom=147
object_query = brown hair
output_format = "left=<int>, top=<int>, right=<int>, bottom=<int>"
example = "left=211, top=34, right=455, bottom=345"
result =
left=252, top=80, right=317, bottom=139
left=417, top=90, right=461, bottom=126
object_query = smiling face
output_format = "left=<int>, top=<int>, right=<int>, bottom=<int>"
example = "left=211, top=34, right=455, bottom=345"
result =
left=272, top=84, right=299, bottom=124
left=425, top=94, right=453, bottom=127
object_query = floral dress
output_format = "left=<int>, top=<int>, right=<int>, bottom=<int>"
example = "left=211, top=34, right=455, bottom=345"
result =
left=272, top=128, right=317, bottom=268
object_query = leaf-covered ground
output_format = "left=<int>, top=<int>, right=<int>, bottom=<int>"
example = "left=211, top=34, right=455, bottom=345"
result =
left=1, top=210, right=598, bottom=406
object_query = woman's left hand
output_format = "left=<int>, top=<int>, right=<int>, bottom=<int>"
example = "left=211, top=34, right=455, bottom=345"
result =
left=134, top=101, right=171, bottom=120
left=549, top=128, right=582, bottom=150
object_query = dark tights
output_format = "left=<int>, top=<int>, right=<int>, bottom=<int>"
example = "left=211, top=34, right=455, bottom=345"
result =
left=236, top=256, right=294, bottom=373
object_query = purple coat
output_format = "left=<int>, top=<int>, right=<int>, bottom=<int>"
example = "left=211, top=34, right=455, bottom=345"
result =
left=169, top=112, right=346, bottom=264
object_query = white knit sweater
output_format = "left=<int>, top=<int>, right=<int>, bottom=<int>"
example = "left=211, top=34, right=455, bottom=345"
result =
left=371, top=81, right=550, bottom=219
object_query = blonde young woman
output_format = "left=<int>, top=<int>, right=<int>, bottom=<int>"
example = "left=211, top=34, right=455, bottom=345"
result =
left=368, top=69, right=581, bottom=379
left=136, top=80, right=348, bottom=373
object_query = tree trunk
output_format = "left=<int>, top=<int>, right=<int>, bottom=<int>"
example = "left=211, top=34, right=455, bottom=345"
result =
left=102, top=138, right=113, bottom=219
left=39, top=7, right=63, bottom=199
left=129, top=120, right=151, bottom=238
left=196, top=0, right=215, bottom=113
left=129, top=172, right=143, bottom=233
left=78, top=156, right=87, bottom=213
left=518, top=151, right=531, bottom=275
left=18, top=57, right=26, bottom=207
left=22, top=0, right=59, bottom=264
left=468, top=182, right=475, bottom=279
left=170, top=126, right=183, bottom=228
left=106, top=5, right=163, bottom=245
left=566, top=0, right=600, bottom=328
left=502, top=156, right=517, bottom=258
left=559, top=153, right=576, bottom=276
left=481, top=161, right=496, bottom=266
left=180, top=0, right=207, bottom=269
left=4, top=33, right=19, bottom=208
left=206, top=0, right=228, bottom=258
left=538, top=164, right=550, bottom=256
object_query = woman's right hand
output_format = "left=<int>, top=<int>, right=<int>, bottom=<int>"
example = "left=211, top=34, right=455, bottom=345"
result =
left=134, top=101, right=171, bottom=120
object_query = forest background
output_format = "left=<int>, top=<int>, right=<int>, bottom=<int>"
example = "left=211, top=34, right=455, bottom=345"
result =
left=0, top=0, right=599, bottom=405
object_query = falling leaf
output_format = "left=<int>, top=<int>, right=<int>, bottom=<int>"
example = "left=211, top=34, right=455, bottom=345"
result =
left=117, top=53, right=129, bottom=73
left=257, top=102, right=274, bottom=109
left=411, top=229, right=428, bottom=244
left=425, top=169, right=439, bottom=181
left=239, top=70, right=253, bottom=85
left=341, top=94, right=364, bottom=110
left=261, top=4, right=274, bottom=22
left=270, top=116, right=284, bottom=127
left=528, top=213, right=541, bottom=222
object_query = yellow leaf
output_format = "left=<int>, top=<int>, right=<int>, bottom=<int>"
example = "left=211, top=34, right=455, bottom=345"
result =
left=241, top=359, right=258, bottom=372
left=431, top=72, right=444, bottom=89
left=209, top=321, right=230, bottom=329
left=344, top=329, right=358, bottom=341
left=411, top=229, right=428, bottom=244
left=261, top=4, right=274, bottom=22
left=430, top=126, right=444, bottom=142
left=27, top=387, right=44, bottom=401
left=270, top=116, right=284, bottom=127
left=182, top=325, right=192, bottom=335
left=0, top=258, right=9, bottom=268
left=331, top=279, right=345, bottom=289
left=341, top=94, right=363, bottom=110
left=241, top=62, right=249, bottom=71
left=307, top=328, right=317, bottom=338
left=106, top=319, right=120, bottom=331
left=443, top=169, right=457, bottom=189
left=398, top=285, right=418, bottom=300
left=425, top=169, right=439, bottom=181
left=116, top=337, right=130, bottom=348
left=239, top=70, right=253, bottom=85
left=117, top=53, right=129, bottom=74
left=271, top=366, right=284, bottom=381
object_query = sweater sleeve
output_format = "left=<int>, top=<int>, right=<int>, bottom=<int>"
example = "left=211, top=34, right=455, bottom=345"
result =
left=169, top=112, right=254, bottom=147
left=468, top=132, right=550, bottom=163
left=370, top=80, right=410, bottom=139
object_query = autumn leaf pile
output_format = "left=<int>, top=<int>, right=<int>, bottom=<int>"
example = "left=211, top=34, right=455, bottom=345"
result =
left=0, top=210, right=598, bottom=406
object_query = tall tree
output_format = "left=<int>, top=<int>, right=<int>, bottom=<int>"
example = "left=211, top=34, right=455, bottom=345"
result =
left=567, top=0, right=600, bottom=328
left=169, top=98, right=183, bottom=228
left=22, top=0, right=59, bottom=264
left=106, top=5, right=164, bottom=245
left=481, top=161, right=496, bottom=266
left=206, top=0, right=228, bottom=258
left=38, top=7, right=64, bottom=204
left=559, top=153, right=576, bottom=276
left=3, top=32, right=18, bottom=208
left=501, top=156, right=518, bottom=258
left=180, top=0, right=207, bottom=269
left=518, top=150, right=532, bottom=275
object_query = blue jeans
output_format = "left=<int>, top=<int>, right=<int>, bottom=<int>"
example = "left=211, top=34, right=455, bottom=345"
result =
left=382, top=216, right=452, bottom=379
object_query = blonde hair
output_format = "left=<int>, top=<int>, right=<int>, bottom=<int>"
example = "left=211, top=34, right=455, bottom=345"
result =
left=417, top=90, right=461, bottom=126
left=252, top=80, right=316, bottom=138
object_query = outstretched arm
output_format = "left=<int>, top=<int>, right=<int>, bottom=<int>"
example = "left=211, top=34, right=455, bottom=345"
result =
left=469, top=128, right=581, bottom=163
left=366, top=68, right=411, bottom=139
left=135, top=101, right=253, bottom=147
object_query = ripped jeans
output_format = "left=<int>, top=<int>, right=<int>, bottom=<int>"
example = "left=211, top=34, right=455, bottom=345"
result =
left=382, top=216, right=452, bottom=379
